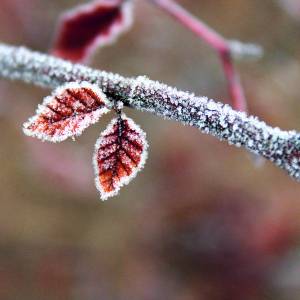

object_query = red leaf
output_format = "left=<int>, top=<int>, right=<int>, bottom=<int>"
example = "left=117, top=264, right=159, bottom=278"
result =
left=93, top=114, right=148, bottom=200
left=52, top=0, right=133, bottom=62
left=23, top=81, right=111, bottom=142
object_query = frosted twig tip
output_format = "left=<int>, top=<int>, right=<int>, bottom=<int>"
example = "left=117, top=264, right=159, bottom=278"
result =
left=229, top=40, right=264, bottom=61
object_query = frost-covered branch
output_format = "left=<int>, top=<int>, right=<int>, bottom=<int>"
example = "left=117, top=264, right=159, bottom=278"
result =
left=0, top=43, right=300, bottom=181
left=149, top=0, right=263, bottom=111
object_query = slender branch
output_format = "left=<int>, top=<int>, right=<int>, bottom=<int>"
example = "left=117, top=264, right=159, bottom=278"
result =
left=220, top=50, right=247, bottom=111
left=149, top=0, right=263, bottom=111
left=0, top=43, right=299, bottom=181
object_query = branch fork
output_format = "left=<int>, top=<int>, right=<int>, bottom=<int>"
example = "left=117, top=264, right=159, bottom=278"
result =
left=150, top=0, right=263, bottom=112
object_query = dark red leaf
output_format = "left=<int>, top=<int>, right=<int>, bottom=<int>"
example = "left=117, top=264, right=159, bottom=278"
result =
left=52, top=0, right=133, bottom=62
left=94, top=114, right=148, bottom=200
left=23, top=81, right=110, bottom=142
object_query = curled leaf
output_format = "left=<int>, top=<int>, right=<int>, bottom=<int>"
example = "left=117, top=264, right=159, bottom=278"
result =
left=52, top=0, right=133, bottom=62
left=93, top=114, right=148, bottom=200
left=23, top=81, right=111, bottom=142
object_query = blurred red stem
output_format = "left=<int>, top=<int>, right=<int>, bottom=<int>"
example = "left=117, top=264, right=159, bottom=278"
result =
left=149, top=0, right=247, bottom=111
left=221, top=51, right=247, bottom=111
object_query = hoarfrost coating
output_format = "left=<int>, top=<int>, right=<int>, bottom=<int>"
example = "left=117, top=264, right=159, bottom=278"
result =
left=0, top=43, right=300, bottom=181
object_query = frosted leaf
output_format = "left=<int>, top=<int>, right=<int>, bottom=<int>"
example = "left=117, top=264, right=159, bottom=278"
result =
left=93, top=114, right=148, bottom=200
left=23, top=81, right=111, bottom=142
left=52, top=0, right=133, bottom=62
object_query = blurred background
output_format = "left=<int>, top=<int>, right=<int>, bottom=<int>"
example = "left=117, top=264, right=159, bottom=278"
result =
left=1, top=0, right=300, bottom=299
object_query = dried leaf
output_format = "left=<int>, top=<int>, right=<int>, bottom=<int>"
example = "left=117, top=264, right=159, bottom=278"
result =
left=94, top=114, right=148, bottom=200
left=23, top=81, right=111, bottom=142
left=52, top=0, right=133, bottom=62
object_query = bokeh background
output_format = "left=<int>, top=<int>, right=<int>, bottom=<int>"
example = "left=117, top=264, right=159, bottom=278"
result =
left=1, top=0, right=300, bottom=299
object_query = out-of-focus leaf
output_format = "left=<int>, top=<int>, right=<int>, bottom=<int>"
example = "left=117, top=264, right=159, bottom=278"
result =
left=52, top=0, right=133, bottom=62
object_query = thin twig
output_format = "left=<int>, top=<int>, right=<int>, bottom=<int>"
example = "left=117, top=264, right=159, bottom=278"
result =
left=0, top=43, right=299, bottom=181
left=149, top=0, right=263, bottom=111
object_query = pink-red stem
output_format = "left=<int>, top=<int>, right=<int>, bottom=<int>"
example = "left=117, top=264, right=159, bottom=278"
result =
left=149, top=0, right=247, bottom=111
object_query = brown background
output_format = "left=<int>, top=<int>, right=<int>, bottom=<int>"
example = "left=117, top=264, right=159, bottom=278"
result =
left=0, top=0, right=300, bottom=299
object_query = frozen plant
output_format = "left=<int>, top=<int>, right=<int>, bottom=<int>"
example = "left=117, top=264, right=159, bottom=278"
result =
left=0, top=0, right=299, bottom=200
